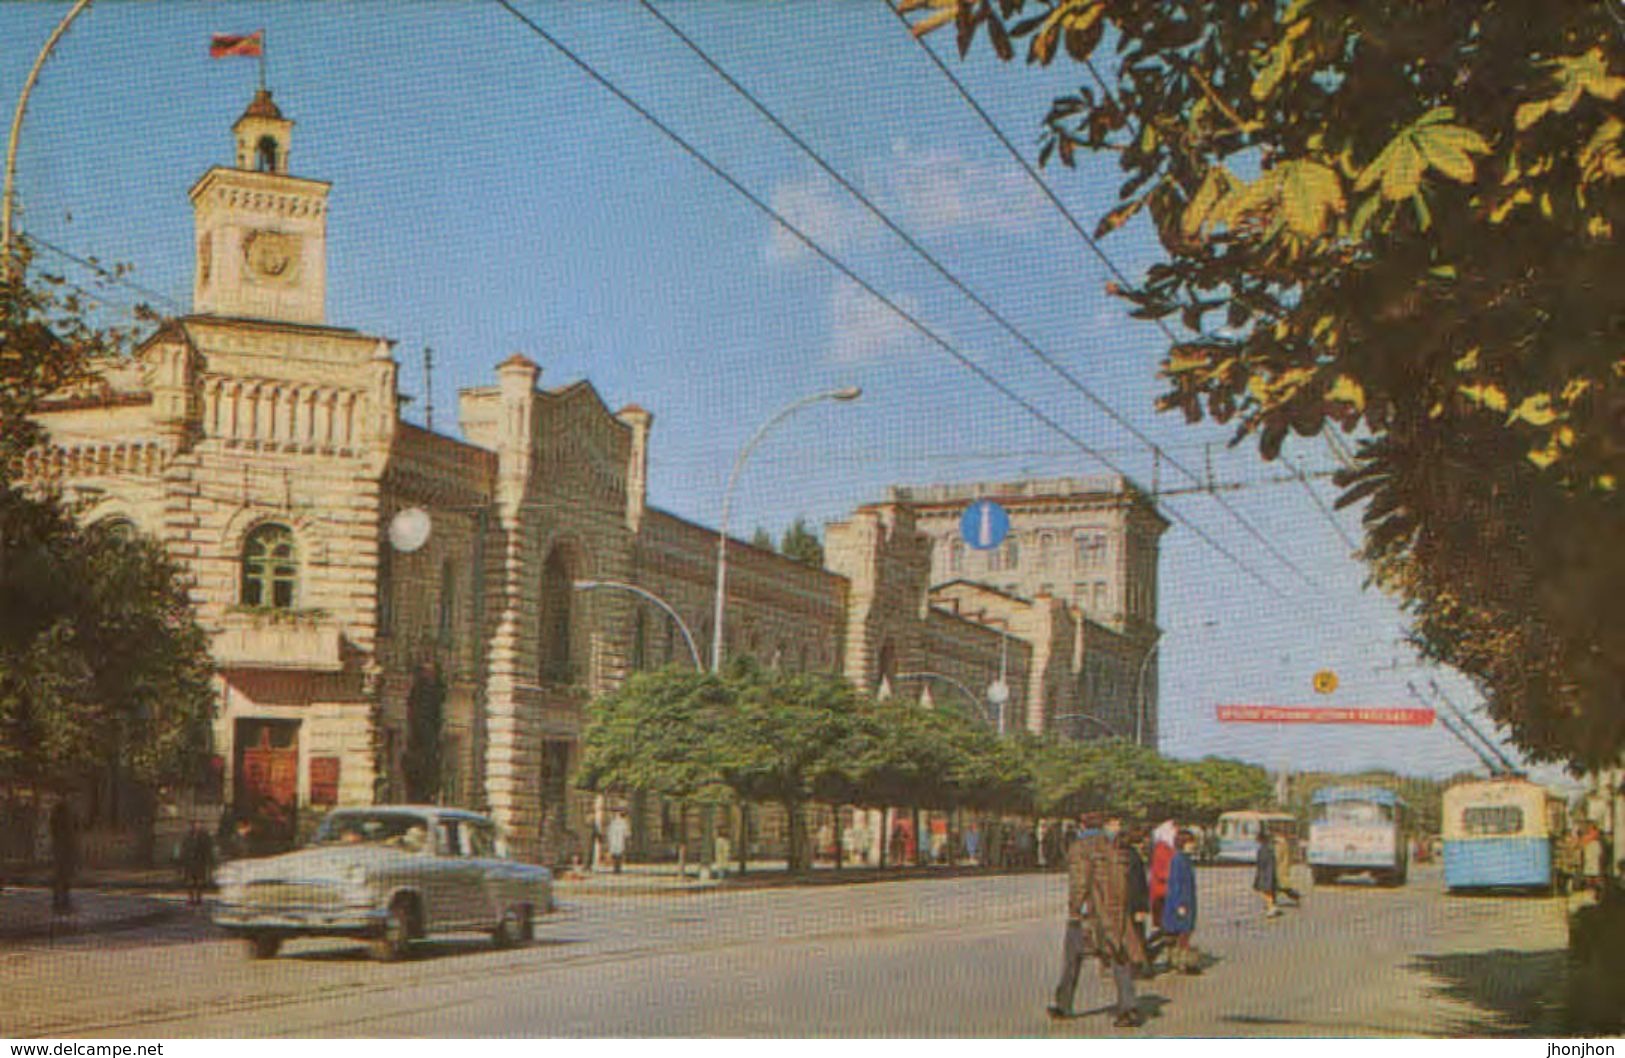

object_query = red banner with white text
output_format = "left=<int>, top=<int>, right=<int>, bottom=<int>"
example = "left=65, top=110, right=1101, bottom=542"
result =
left=1216, top=705, right=1435, bottom=726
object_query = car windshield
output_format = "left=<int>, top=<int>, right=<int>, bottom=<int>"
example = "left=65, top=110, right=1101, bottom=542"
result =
left=312, top=812, right=430, bottom=850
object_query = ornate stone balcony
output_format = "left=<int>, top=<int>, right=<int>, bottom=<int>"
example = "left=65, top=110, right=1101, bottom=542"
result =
left=214, top=607, right=345, bottom=671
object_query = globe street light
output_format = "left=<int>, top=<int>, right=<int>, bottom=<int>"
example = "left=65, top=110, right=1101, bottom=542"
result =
left=711, top=385, right=860, bottom=672
left=572, top=579, right=701, bottom=671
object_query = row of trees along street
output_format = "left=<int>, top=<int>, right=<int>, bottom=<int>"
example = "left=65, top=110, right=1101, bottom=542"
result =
left=576, top=661, right=1272, bottom=873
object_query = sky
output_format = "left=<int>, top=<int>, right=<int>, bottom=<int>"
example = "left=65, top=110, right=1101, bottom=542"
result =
left=2, top=1, right=1570, bottom=787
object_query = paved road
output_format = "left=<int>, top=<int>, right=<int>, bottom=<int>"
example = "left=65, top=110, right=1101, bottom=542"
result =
left=0, top=864, right=1569, bottom=1037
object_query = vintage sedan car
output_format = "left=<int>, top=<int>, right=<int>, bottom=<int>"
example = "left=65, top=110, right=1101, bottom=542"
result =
left=214, top=805, right=554, bottom=960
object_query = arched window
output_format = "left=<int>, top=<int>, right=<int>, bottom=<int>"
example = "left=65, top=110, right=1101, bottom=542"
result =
left=875, top=639, right=897, bottom=693
left=631, top=608, right=648, bottom=672
left=255, top=135, right=279, bottom=173
left=437, top=559, right=456, bottom=647
left=538, top=548, right=573, bottom=684
left=1038, top=532, right=1055, bottom=568
left=97, top=516, right=136, bottom=541
left=242, top=523, right=298, bottom=609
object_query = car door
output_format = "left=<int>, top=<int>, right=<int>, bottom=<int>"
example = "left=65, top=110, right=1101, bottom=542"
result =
left=464, top=821, right=513, bottom=926
left=429, top=819, right=485, bottom=931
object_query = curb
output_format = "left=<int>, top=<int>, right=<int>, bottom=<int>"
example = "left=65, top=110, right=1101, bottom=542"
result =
left=0, top=902, right=177, bottom=945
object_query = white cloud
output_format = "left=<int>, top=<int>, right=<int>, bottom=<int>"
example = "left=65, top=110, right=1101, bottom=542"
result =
left=829, top=277, right=924, bottom=366
left=765, top=141, right=1049, bottom=265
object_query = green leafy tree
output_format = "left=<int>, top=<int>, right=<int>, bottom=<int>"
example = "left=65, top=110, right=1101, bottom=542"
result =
left=749, top=527, right=774, bottom=551
left=1182, top=756, right=1275, bottom=823
left=1, top=249, right=213, bottom=794
left=905, top=0, right=1624, bottom=766
left=779, top=516, right=825, bottom=569
left=0, top=498, right=217, bottom=792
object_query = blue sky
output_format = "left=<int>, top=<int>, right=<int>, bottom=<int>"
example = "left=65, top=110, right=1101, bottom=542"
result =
left=3, top=2, right=1565, bottom=786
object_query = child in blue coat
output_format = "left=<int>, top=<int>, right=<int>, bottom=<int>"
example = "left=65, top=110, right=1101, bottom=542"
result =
left=1161, top=830, right=1201, bottom=974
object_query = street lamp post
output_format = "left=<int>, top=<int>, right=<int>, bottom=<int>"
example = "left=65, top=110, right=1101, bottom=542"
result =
left=3, top=0, right=95, bottom=273
left=1133, top=637, right=1161, bottom=747
left=894, top=671, right=1001, bottom=730
left=572, top=579, right=701, bottom=671
left=711, top=386, right=860, bottom=673
left=1051, top=711, right=1121, bottom=738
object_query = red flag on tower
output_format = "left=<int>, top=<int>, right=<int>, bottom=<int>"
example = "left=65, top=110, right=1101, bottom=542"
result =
left=209, top=31, right=263, bottom=59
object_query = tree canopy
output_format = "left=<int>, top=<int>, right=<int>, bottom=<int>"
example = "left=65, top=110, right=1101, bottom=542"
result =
left=1, top=249, right=215, bottom=793
left=903, top=0, right=1624, bottom=766
left=577, top=660, right=1274, bottom=870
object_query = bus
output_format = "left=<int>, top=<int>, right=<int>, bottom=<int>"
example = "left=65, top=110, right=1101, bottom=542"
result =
left=1442, top=777, right=1566, bottom=893
left=1214, top=810, right=1299, bottom=864
left=1307, top=785, right=1410, bottom=886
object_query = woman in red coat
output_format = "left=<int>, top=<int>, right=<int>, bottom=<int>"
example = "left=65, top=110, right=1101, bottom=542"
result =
left=1148, top=819, right=1178, bottom=927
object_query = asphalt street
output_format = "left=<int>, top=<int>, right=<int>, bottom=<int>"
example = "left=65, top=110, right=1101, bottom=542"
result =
left=0, top=864, right=1569, bottom=1037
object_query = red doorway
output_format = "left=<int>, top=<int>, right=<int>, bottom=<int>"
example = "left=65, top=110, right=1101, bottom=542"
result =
left=234, top=718, right=299, bottom=850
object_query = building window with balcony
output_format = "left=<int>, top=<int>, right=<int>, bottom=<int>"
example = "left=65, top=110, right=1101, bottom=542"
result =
left=241, top=523, right=298, bottom=609
left=1004, top=538, right=1021, bottom=570
left=1038, top=532, right=1055, bottom=568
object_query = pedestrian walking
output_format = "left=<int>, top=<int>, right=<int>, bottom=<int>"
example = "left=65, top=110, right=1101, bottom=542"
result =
left=1148, top=819, right=1177, bottom=937
left=1048, top=812, right=1150, bottom=1029
left=606, top=809, right=631, bottom=874
left=1272, top=825, right=1303, bottom=905
left=179, top=820, right=216, bottom=907
left=1161, top=831, right=1201, bottom=974
left=48, top=799, right=77, bottom=916
left=1254, top=827, right=1282, bottom=918
left=963, top=821, right=982, bottom=866
left=1125, top=826, right=1152, bottom=974
left=1581, top=823, right=1606, bottom=895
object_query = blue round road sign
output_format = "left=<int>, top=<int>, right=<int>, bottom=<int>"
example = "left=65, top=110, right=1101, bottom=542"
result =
left=960, top=499, right=1010, bottom=551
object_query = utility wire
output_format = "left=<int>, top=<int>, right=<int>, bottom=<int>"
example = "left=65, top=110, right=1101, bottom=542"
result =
left=648, top=0, right=1321, bottom=593
left=491, top=0, right=1290, bottom=599
left=1290, top=456, right=1360, bottom=553
left=23, top=232, right=185, bottom=314
left=884, top=1, right=1325, bottom=592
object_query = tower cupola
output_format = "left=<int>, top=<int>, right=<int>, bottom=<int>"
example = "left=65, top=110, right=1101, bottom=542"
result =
left=233, top=89, right=292, bottom=173
left=189, top=90, right=331, bottom=323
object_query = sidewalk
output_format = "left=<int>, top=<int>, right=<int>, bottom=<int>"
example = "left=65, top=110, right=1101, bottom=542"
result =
left=0, top=886, right=178, bottom=944
left=556, top=859, right=1050, bottom=896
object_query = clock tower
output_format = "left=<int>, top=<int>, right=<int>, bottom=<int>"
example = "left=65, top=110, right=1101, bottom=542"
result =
left=189, top=90, right=330, bottom=324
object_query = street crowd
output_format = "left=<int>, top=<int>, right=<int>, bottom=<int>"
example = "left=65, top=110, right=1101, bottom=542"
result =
left=1045, top=811, right=1302, bottom=1029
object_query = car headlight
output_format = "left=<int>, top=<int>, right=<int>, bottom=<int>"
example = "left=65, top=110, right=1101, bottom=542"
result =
left=341, top=863, right=370, bottom=892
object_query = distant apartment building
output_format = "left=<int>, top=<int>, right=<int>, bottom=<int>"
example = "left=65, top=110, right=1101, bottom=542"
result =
left=890, top=477, right=1166, bottom=745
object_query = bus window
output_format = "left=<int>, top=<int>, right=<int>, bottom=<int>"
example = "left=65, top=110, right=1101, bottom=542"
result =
left=1462, top=805, right=1523, bottom=836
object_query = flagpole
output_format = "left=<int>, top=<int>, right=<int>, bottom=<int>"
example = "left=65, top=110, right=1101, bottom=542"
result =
left=258, top=28, right=266, bottom=92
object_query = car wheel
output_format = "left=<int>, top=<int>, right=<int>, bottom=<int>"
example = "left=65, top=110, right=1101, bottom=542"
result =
left=518, top=905, right=535, bottom=943
left=246, top=933, right=282, bottom=960
left=371, top=897, right=414, bottom=962
left=493, top=906, right=524, bottom=950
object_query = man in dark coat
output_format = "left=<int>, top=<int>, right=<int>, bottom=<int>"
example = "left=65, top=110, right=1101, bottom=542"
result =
left=1049, top=811, right=1149, bottom=1028
left=49, top=799, right=77, bottom=915
left=1254, top=827, right=1282, bottom=918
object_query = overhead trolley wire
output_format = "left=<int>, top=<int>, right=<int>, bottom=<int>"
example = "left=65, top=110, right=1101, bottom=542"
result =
left=23, top=231, right=186, bottom=315
left=883, top=0, right=1343, bottom=590
left=490, top=0, right=1291, bottom=600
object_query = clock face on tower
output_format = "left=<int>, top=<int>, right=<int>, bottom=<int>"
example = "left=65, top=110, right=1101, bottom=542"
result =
left=243, top=229, right=302, bottom=283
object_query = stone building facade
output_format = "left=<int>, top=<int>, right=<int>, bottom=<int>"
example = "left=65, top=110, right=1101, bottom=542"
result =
left=893, top=477, right=1166, bottom=745
left=24, top=92, right=1159, bottom=865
